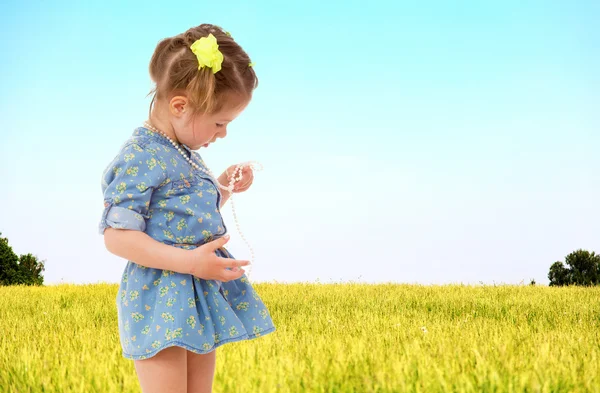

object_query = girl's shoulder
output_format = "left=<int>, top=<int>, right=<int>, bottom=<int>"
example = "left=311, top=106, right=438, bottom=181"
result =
left=123, top=128, right=175, bottom=155
left=101, top=129, right=174, bottom=188
left=109, top=128, right=180, bottom=166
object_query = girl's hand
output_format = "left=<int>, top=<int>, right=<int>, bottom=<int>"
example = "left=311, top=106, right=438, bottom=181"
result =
left=185, top=235, right=250, bottom=282
left=218, top=165, right=254, bottom=193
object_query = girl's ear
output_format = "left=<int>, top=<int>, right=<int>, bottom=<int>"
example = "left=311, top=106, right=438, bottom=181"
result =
left=169, top=96, right=188, bottom=117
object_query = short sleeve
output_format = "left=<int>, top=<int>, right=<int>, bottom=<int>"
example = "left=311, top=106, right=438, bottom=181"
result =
left=99, top=142, right=168, bottom=234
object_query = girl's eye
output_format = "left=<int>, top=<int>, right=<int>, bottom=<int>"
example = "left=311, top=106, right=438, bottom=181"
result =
left=216, top=123, right=224, bottom=128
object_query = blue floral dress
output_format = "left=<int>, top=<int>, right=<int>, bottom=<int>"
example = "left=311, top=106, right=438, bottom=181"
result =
left=98, top=127, right=276, bottom=360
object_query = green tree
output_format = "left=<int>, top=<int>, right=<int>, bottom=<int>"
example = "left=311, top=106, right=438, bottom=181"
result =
left=0, top=232, right=45, bottom=286
left=548, top=249, right=600, bottom=286
left=17, top=253, right=45, bottom=286
left=565, top=249, right=599, bottom=286
left=0, top=232, right=20, bottom=285
left=548, top=261, right=570, bottom=286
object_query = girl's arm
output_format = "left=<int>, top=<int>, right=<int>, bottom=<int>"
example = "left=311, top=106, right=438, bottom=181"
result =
left=104, top=229, right=249, bottom=281
left=104, top=228, right=193, bottom=274
left=219, top=189, right=232, bottom=208
left=100, top=141, right=193, bottom=272
left=104, top=228, right=250, bottom=282
left=218, top=171, right=232, bottom=208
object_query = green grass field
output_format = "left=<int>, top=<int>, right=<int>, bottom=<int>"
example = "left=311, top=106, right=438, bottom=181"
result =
left=1, top=283, right=599, bottom=393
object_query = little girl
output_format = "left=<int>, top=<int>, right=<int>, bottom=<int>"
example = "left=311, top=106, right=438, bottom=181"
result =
left=99, top=24, right=276, bottom=393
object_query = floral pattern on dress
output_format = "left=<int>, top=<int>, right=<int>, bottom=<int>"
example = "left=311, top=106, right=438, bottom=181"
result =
left=99, top=127, right=276, bottom=360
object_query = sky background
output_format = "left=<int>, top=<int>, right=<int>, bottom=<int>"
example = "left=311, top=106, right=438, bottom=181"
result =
left=0, top=0, right=598, bottom=286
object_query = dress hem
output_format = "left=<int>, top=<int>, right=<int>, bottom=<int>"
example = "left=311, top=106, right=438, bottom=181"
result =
left=121, top=325, right=277, bottom=360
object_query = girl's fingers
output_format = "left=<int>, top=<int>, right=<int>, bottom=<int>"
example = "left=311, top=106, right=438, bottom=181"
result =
left=234, top=179, right=253, bottom=191
left=203, top=235, right=230, bottom=251
left=221, top=269, right=245, bottom=282
left=219, top=257, right=250, bottom=268
left=234, top=183, right=251, bottom=192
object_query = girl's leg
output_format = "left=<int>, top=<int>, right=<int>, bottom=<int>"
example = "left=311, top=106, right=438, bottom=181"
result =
left=134, top=346, right=188, bottom=393
left=187, top=348, right=217, bottom=393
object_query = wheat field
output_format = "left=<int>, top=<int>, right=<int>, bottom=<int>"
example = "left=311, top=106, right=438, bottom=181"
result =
left=0, top=283, right=599, bottom=393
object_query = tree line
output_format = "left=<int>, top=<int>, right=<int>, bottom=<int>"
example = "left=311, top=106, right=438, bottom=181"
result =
left=0, top=231, right=597, bottom=286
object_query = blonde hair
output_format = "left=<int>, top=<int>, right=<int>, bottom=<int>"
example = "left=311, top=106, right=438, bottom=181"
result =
left=148, top=24, right=257, bottom=117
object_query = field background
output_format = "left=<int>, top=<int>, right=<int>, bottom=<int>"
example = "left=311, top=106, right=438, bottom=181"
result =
left=1, top=283, right=599, bottom=393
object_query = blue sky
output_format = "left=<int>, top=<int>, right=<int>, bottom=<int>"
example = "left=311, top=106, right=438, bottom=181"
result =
left=0, top=0, right=598, bottom=285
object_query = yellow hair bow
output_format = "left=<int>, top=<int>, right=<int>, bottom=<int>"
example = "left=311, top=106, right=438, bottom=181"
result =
left=190, top=34, right=223, bottom=74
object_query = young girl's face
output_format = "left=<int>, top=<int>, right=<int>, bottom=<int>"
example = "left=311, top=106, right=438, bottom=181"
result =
left=173, top=98, right=249, bottom=150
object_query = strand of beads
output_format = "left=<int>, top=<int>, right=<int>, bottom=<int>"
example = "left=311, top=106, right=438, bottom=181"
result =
left=142, top=121, right=262, bottom=279
left=221, top=162, right=263, bottom=279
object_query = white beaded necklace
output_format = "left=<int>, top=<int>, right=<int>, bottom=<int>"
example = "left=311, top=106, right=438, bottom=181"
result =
left=143, top=121, right=262, bottom=280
